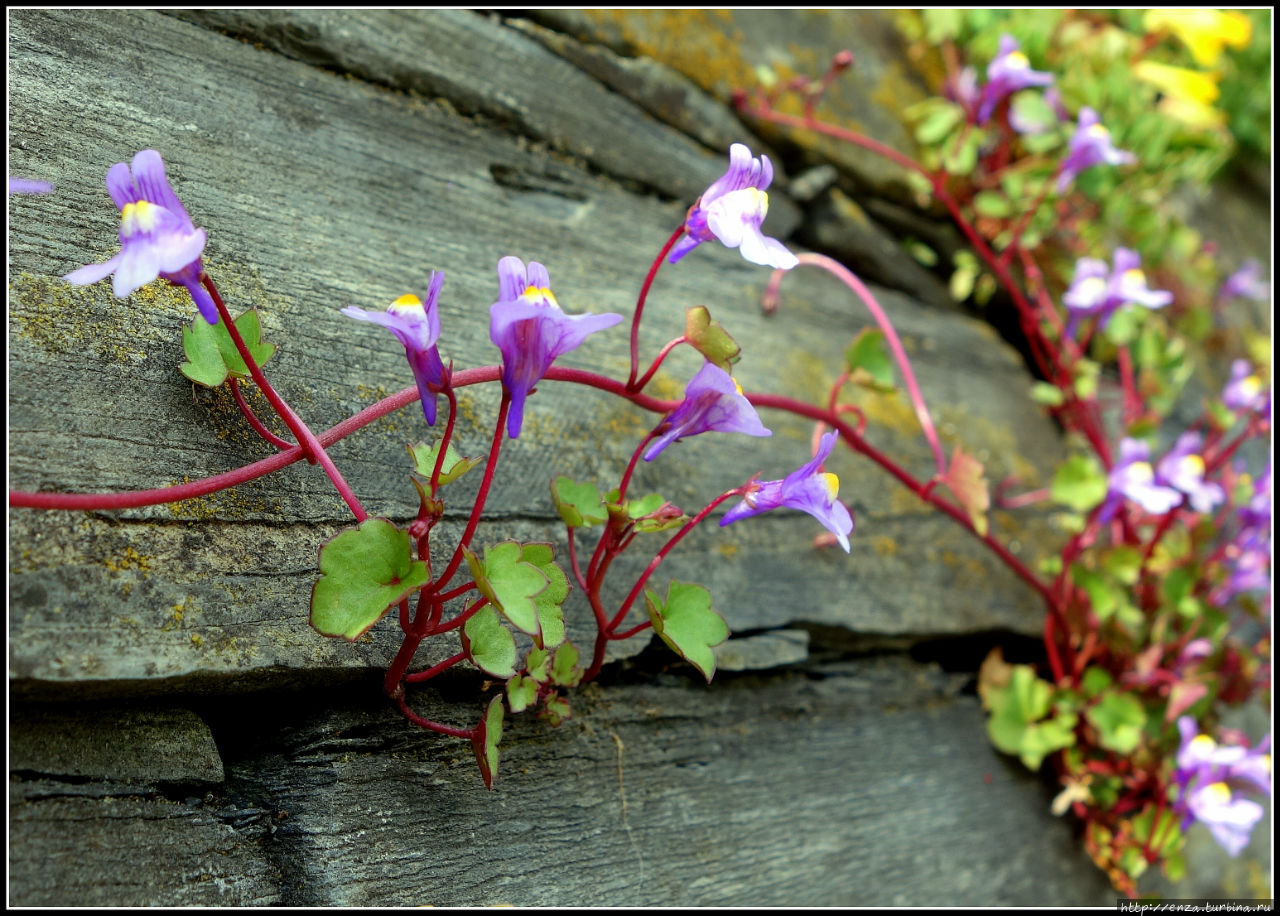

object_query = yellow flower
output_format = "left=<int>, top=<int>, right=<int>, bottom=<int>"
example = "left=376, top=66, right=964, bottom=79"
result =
left=1144, top=9, right=1252, bottom=67
left=1133, top=60, right=1221, bottom=104
left=1132, top=60, right=1227, bottom=129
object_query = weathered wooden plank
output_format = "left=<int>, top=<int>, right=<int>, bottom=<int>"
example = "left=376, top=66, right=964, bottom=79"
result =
left=9, top=9, right=1064, bottom=695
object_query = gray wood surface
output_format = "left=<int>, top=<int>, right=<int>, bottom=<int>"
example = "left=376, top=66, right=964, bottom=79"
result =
left=8, top=9, right=1153, bottom=906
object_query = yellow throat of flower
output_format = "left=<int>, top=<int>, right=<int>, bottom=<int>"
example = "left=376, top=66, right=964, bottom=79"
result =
left=388, top=293, right=427, bottom=318
left=820, top=472, right=840, bottom=500
left=120, top=199, right=160, bottom=234
left=522, top=285, right=559, bottom=308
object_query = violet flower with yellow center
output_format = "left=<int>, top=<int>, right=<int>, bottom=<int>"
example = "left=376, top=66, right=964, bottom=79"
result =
left=643, top=361, right=771, bottom=462
left=342, top=272, right=449, bottom=426
left=489, top=256, right=622, bottom=439
left=1056, top=108, right=1136, bottom=193
left=64, top=149, right=216, bottom=324
left=720, top=431, right=854, bottom=552
left=976, top=34, right=1054, bottom=125
left=670, top=143, right=798, bottom=271
left=1172, top=716, right=1270, bottom=857
left=1156, top=432, right=1225, bottom=514
left=1062, top=248, right=1172, bottom=339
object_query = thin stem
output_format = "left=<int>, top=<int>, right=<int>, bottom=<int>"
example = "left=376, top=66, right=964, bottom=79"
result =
left=429, top=387, right=460, bottom=498
left=612, top=620, right=653, bottom=641
left=10, top=366, right=675, bottom=512
left=394, top=693, right=474, bottom=739
left=633, top=335, right=689, bottom=392
left=431, top=394, right=511, bottom=592
left=204, top=276, right=368, bottom=522
left=228, top=378, right=294, bottom=450
left=627, top=224, right=686, bottom=390
left=430, top=595, right=490, bottom=635
left=608, top=491, right=741, bottom=633
left=404, top=650, right=467, bottom=683
left=794, top=252, right=948, bottom=477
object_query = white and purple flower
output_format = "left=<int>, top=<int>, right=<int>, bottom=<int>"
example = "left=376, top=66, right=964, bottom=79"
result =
left=976, top=34, right=1055, bottom=125
left=1056, top=107, right=1137, bottom=193
left=670, top=143, right=798, bottom=271
left=1222, top=360, right=1270, bottom=415
left=489, top=257, right=622, bottom=439
left=1172, top=716, right=1271, bottom=857
left=342, top=272, right=449, bottom=426
left=1096, top=438, right=1184, bottom=524
left=1156, top=432, right=1225, bottom=515
left=1219, top=259, right=1269, bottom=302
left=643, top=361, right=771, bottom=462
left=720, top=431, right=854, bottom=552
left=63, top=149, right=216, bottom=324
left=1062, top=248, right=1172, bottom=339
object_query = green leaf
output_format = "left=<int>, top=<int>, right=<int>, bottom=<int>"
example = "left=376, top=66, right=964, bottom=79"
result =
left=914, top=102, right=963, bottom=145
left=1100, top=546, right=1143, bottom=586
left=470, top=695, right=504, bottom=789
left=627, top=493, right=664, bottom=518
left=549, top=641, right=582, bottom=688
left=407, top=441, right=482, bottom=487
left=844, top=327, right=896, bottom=392
left=1081, top=666, right=1113, bottom=698
left=1051, top=455, right=1108, bottom=512
left=180, top=310, right=277, bottom=388
left=1030, top=381, right=1066, bottom=407
left=310, top=518, right=430, bottom=640
left=985, top=665, right=1075, bottom=769
left=461, top=606, right=518, bottom=678
left=541, top=694, right=573, bottom=727
left=1072, top=566, right=1120, bottom=621
left=464, top=542, right=548, bottom=638
left=506, top=674, right=539, bottom=714
left=525, top=646, right=551, bottom=684
left=645, top=581, right=730, bottom=682
left=520, top=543, right=569, bottom=649
left=551, top=476, right=608, bottom=528
left=685, top=306, right=741, bottom=371
left=1086, top=692, right=1147, bottom=754
left=941, top=446, right=990, bottom=536
left=973, top=190, right=1013, bottom=219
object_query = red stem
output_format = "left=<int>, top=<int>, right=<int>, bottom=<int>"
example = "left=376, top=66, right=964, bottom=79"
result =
left=627, top=224, right=686, bottom=390
left=228, top=378, right=294, bottom=450
left=204, top=277, right=367, bottom=522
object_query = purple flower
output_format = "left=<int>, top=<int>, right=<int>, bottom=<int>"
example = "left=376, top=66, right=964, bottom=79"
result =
left=342, top=272, right=449, bottom=426
left=1062, top=248, right=1172, bottom=338
left=8, top=177, right=54, bottom=195
left=63, top=150, right=216, bottom=324
left=1173, top=717, right=1271, bottom=856
left=720, top=431, right=854, bottom=552
left=1222, top=360, right=1270, bottom=414
left=1056, top=107, right=1136, bottom=192
left=1097, top=438, right=1183, bottom=524
left=643, top=361, right=771, bottom=462
left=489, top=256, right=622, bottom=439
left=1157, top=432, right=1225, bottom=514
left=670, top=143, right=798, bottom=271
left=1220, top=259, right=1269, bottom=302
left=1238, top=459, right=1271, bottom=534
left=977, top=34, right=1055, bottom=125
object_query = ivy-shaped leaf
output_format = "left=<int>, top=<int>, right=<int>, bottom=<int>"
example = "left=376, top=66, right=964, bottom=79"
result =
left=310, top=518, right=430, bottom=640
left=521, top=543, right=569, bottom=649
left=551, top=476, right=608, bottom=528
left=1051, top=454, right=1108, bottom=513
left=470, top=694, right=504, bottom=790
left=464, top=542, right=548, bottom=638
left=645, top=581, right=730, bottom=682
left=844, top=328, right=896, bottom=392
left=541, top=694, right=573, bottom=727
left=1086, top=691, right=1147, bottom=755
left=506, top=674, right=539, bottom=714
left=180, top=309, right=277, bottom=388
left=524, top=646, right=551, bottom=684
left=685, top=306, right=740, bottom=371
left=941, top=446, right=990, bottom=537
left=550, top=641, right=582, bottom=688
left=461, top=606, right=518, bottom=678
left=407, top=441, right=482, bottom=487
left=985, top=665, right=1077, bottom=770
